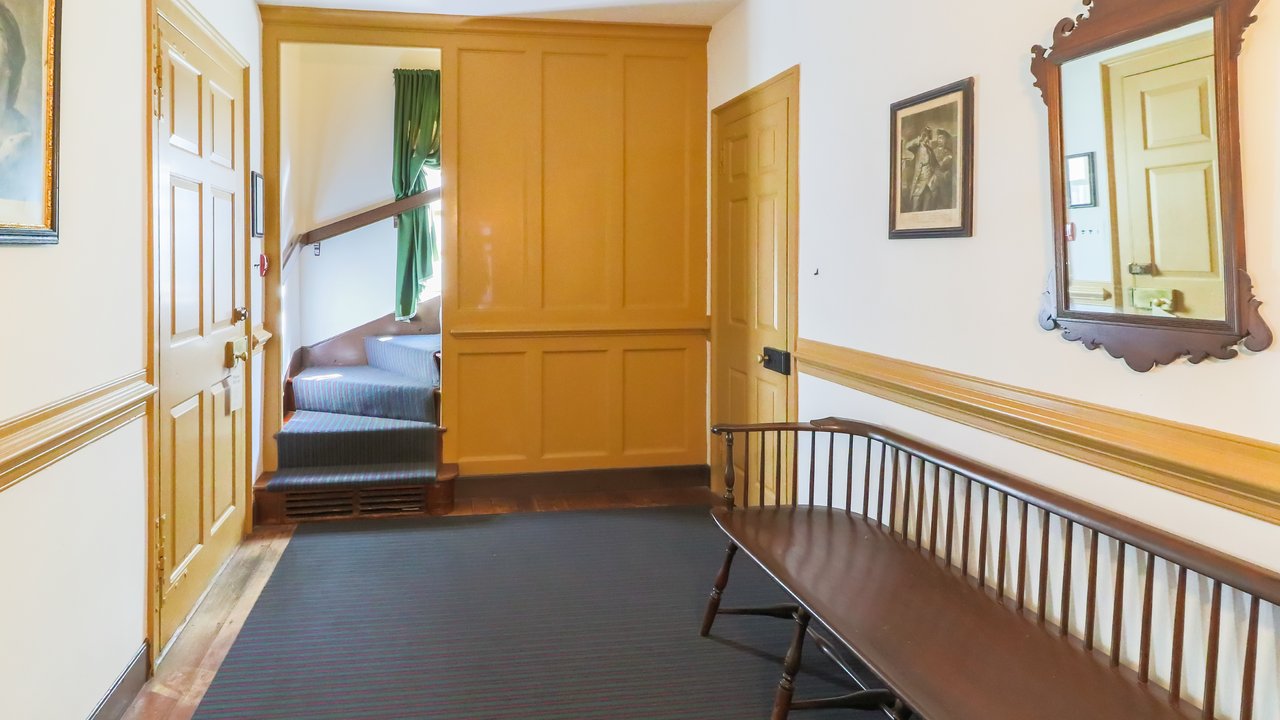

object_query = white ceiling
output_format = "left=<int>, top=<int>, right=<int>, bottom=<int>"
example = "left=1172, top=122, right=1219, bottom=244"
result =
left=256, top=0, right=741, bottom=26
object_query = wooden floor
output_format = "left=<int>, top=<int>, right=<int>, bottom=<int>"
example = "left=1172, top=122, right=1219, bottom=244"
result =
left=123, top=485, right=718, bottom=720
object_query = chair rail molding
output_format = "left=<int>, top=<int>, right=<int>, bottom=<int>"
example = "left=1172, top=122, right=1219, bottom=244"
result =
left=796, top=338, right=1280, bottom=523
left=0, top=371, right=157, bottom=493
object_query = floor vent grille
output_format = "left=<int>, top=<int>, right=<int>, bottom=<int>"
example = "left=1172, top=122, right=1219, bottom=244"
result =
left=282, top=486, right=427, bottom=521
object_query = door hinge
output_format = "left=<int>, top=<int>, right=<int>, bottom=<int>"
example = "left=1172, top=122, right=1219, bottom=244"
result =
left=152, top=30, right=164, bottom=118
left=154, top=514, right=167, bottom=587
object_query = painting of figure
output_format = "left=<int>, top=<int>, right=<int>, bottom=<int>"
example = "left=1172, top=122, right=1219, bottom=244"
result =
left=0, top=0, right=59, bottom=244
left=890, top=78, right=973, bottom=238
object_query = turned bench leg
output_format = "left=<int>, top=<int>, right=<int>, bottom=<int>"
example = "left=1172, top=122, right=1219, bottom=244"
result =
left=771, top=608, right=811, bottom=720
left=700, top=541, right=799, bottom=636
left=700, top=542, right=738, bottom=636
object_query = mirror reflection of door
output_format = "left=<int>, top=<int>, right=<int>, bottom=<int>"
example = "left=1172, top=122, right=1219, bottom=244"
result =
left=1060, top=18, right=1227, bottom=322
left=1106, top=33, right=1224, bottom=320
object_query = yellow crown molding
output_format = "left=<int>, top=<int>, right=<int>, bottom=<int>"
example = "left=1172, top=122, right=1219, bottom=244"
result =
left=796, top=338, right=1280, bottom=524
left=0, top=372, right=157, bottom=494
left=259, top=5, right=712, bottom=43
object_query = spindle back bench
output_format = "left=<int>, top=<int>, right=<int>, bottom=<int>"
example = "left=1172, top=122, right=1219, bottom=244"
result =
left=700, top=418, right=1280, bottom=720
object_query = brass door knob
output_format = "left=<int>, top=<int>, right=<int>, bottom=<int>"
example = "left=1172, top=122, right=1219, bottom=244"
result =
left=755, top=354, right=766, bottom=364
left=232, top=306, right=249, bottom=324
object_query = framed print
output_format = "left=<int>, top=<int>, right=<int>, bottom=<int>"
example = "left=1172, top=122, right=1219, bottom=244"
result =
left=0, top=0, right=60, bottom=245
left=251, top=171, right=264, bottom=238
left=889, top=77, right=974, bottom=238
left=1065, top=152, right=1097, bottom=208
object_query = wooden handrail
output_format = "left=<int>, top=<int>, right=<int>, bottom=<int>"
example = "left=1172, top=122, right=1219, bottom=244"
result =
left=282, top=187, right=441, bottom=268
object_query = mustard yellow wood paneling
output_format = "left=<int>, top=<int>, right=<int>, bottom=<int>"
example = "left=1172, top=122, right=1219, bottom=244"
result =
left=623, top=56, right=698, bottom=313
left=448, top=333, right=707, bottom=476
left=441, top=30, right=707, bottom=474
left=259, top=7, right=708, bottom=477
left=456, top=49, right=531, bottom=314
left=542, top=52, right=615, bottom=312
left=622, top=348, right=691, bottom=455
left=542, top=350, right=612, bottom=459
left=455, top=351, right=529, bottom=463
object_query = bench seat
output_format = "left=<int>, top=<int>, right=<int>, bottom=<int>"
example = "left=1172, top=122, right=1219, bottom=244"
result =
left=713, top=506, right=1197, bottom=720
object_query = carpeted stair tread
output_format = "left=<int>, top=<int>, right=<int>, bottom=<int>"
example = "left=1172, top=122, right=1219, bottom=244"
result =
left=276, top=411, right=437, bottom=469
left=267, top=461, right=437, bottom=491
left=365, top=334, right=441, bottom=384
left=293, top=365, right=436, bottom=423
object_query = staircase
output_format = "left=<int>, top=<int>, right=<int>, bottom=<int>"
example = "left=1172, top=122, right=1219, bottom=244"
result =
left=256, top=334, right=456, bottom=523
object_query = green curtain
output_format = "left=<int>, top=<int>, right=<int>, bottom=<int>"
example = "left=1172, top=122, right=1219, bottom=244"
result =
left=392, top=69, right=442, bottom=321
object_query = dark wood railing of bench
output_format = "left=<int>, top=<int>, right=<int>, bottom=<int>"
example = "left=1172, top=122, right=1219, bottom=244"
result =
left=704, top=418, right=1279, bottom=720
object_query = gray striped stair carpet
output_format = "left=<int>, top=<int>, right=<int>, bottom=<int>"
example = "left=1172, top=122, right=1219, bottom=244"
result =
left=276, top=411, right=437, bottom=469
left=365, top=334, right=441, bottom=385
left=193, top=507, right=882, bottom=720
left=267, top=462, right=438, bottom=492
left=276, top=332, right=442, bottom=493
left=292, top=365, right=437, bottom=423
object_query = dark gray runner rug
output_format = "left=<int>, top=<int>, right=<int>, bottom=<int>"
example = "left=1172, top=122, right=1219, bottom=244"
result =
left=195, top=507, right=882, bottom=719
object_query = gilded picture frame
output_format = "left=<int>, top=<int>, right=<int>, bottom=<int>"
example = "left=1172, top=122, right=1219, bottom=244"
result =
left=0, top=0, right=60, bottom=245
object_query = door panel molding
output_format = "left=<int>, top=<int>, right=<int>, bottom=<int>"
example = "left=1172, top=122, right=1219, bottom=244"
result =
left=0, top=372, right=156, bottom=494
left=796, top=338, right=1280, bottom=523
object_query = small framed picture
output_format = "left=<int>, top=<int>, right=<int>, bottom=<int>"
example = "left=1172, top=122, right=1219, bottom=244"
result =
left=0, top=0, right=61, bottom=245
left=251, top=171, right=265, bottom=238
left=889, top=78, right=975, bottom=239
left=1065, top=152, right=1097, bottom=208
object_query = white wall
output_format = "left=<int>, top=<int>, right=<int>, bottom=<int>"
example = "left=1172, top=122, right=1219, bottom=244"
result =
left=0, top=423, right=148, bottom=720
left=280, top=43, right=442, bottom=349
left=709, top=0, right=1280, bottom=553
left=710, top=1, right=1279, bottom=716
left=0, top=0, right=262, bottom=716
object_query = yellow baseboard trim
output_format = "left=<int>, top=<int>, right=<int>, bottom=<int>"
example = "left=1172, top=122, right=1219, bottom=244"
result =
left=796, top=339, right=1280, bottom=524
left=0, top=372, right=157, bottom=493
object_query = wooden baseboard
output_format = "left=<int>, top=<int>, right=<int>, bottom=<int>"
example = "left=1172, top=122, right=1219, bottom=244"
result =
left=457, top=465, right=710, bottom=500
left=89, top=642, right=149, bottom=720
left=796, top=338, right=1280, bottom=524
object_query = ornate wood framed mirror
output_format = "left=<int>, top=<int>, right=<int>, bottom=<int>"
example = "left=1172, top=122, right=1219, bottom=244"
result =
left=1032, top=0, right=1272, bottom=371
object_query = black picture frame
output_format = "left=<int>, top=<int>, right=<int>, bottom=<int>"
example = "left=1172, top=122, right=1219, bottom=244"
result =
left=251, top=171, right=264, bottom=238
left=0, top=0, right=62, bottom=245
left=889, top=77, right=975, bottom=239
left=1065, top=152, right=1097, bottom=208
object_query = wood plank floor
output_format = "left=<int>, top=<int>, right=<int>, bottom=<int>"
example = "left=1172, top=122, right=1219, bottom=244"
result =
left=123, top=485, right=718, bottom=720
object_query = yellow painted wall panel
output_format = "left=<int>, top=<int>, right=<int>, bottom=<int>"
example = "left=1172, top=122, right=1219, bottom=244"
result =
left=456, top=351, right=530, bottom=462
left=439, top=30, right=708, bottom=476
left=541, top=349, right=612, bottom=458
left=622, top=347, right=689, bottom=455
left=542, top=53, right=617, bottom=312
left=446, top=334, right=706, bottom=475
left=456, top=49, right=531, bottom=313
left=623, top=56, right=693, bottom=311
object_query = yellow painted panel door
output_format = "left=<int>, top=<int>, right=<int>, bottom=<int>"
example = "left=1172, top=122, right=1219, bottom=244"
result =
left=155, top=14, right=248, bottom=653
left=1116, top=51, right=1224, bottom=320
left=714, top=97, right=792, bottom=506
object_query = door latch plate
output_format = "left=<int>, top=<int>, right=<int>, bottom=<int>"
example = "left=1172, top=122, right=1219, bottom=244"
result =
left=761, top=347, right=792, bottom=376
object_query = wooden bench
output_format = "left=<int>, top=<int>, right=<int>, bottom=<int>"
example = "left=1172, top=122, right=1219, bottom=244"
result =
left=700, top=418, right=1280, bottom=720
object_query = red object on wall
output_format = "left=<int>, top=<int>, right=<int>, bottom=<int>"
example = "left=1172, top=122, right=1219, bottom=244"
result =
left=257, top=253, right=271, bottom=277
